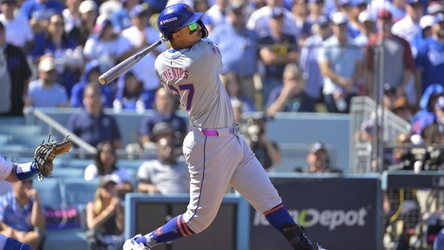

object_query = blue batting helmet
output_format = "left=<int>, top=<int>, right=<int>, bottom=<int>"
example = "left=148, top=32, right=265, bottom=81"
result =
left=158, top=3, right=203, bottom=39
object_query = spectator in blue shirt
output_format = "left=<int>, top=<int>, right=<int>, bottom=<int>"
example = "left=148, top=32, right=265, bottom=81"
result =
left=113, top=71, right=155, bottom=111
left=111, top=0, right=140, bottom=32
left=71, top=60, right=114, bottom=108
left=0, top=179, right=45, bottom=250
left=210, top=2, right=260, bottom=103
left=415, top=14, right=444, bottom=93
left=25, top=57, right=68, bottom=108
left=140, top=87, right=188, bottom=148
left=19, top=0, right=64, bottom=51
left=67, top=83, right=122, bottom=149
left=267, top=63, right=316, bottom=116
left=31, top=13, right=81, bottom=97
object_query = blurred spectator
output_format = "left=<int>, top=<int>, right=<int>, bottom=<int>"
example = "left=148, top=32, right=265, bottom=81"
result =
left=25, top=57, right=68, bottom=108
left=0, top=179, right=45, bottom=250
left=204, top=0, right=230, bottom=32
left=69, top=0, right=98, bottom=47
left=83, top=16, right=132, bottom=70
left=137, top=131, right=190, bottom=195
left=267, top=63, right=316, bottom=116
left=120, top=4, right=166, bottom=94
left=71, top=60, right=114, bottom=108
left=243, top=112, right=281, bottom=171
left=19, top=0, right=64, bottom=36
left=62, top=0, right=81, bottom=33
left=415, top=14, right=444, bottom=93
left=291, top=0, right=312, bottom=46
left=302, top=142, right=341, bottom=173
left=85, top=177, right=124, bottom=250
left=420, top=123, right=444, bottom=170
left=367, top=0, right=407, bottom=23
left=347, top=0, right=368, bottom=39
left=0, top=0, right=34, bottom=52
left=336, top=0, right=362, bottom=39
left=193, top=0, right=210, bottom=14
left=306, top=0, right=325, bottom=26
left=222, top=71, right=256, bottom=112
left=428, top=1, right=444, bottom=16
left=32, top=13, right=82, bottom=97
left=366, top=10, right=416, bottom=102
left=299, top=15, right=331, bottom=103
left=110, top=0, right=139, bottom=32
left=66, top=83, right=122, bottom=149
left=84, top=141, right=133, bottom=198
left=0, top=21, right=32, bottom=116
left=433, top=96, right=444, bottom=132
left=210, top=2, right=260, bottom=102
left=246, top=0, right=298, bottom=39
left=391, top=96, right=415, bottom=122
left=354, top=10, right=376, bottom=46
left=419, top=14, right=436, bottom=40
left=391, top=0, right=423, bottom=44
left=113, top=71, right=155, bottom=111
left=434, top=228, right=444, bottom=250
left=139, top=87, right=188, bottom=148
left=259, top=8, right=298, bottom=105
left=318, top=12, right=364, bottom=113
left=231, top=99, right=245, bottom=126
left=412, top=83, right=444, bottom=135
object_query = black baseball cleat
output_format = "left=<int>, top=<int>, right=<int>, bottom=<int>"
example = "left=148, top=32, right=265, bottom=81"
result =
left=282, top=224, right=314, bottom=250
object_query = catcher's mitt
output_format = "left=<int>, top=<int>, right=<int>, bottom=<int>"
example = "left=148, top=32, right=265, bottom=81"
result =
left=34, top=135, right=72, bottom=181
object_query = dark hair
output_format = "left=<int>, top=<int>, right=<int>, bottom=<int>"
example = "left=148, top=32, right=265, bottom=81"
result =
left=46, top=13, right=71, bottom=46
left=0, top=21, right=4, bottom=31
left=94, top=141, right=118, bottom=175
left=123, top=71, right=144, bottom=98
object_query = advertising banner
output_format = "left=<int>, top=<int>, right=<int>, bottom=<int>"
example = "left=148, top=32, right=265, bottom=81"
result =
left=250, top=177, right=382, bottom=250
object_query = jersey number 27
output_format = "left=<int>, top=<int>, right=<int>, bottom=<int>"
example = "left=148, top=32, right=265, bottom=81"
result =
left=168, top=83, right=195, bottom=112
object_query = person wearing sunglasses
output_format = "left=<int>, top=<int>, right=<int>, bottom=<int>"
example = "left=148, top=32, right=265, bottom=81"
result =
left=123, top=3, right=316, bottom=250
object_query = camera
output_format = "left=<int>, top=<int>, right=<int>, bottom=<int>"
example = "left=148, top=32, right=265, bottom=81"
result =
left=242, top=112, right=268, bottom=145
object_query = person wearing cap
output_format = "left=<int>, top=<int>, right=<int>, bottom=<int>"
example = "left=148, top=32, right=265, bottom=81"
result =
left=137, top=127, right=190, bottom=195
left=246, top=0, right=299, bottom=40
left=291, top=0, right=313, bottom=46
left=391, top=0, right=424, bottom=43
left=419, top=14, right=435, bottom=39
left=266, top=63, right=316, bottom=115
left=120, top=4, right=167, bottom=95
left=110, top=0, right=140, bottom=32
left=0, top=178, right=46, bottom=250
left=259, top=7, right=298, bottom=106
left=139, top=88, right=188, bottom=148
left=300, top=15, right=331, bottom=103
left=85, top=176, right=125, bottom=250
left=83, top=16, right=133, bottom=67
left=0, top=21, right=32, bottom=116
left=415, top=13, right=444, bottom=93
left=210, top=2, right=260, bottom=103
left=354, top=10, right=376, bottom=46
left=366, top=9, right=416, bottom=100
left=69, top=0, right=98, bottom=47
left=24, top=57, right=68, bottom=108
left=304, top=142, right=339, bottom=173
left=318, top=11, right=364, bottom=113
left=0, top=0, right=34, bottom=51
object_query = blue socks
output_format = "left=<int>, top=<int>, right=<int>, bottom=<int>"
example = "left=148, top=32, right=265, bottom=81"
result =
left=136, top=215, right=195, bottom=247
left=264, top=203, right=298, bottom=234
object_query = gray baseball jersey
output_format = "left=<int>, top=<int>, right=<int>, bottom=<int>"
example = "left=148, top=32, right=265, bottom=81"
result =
left=155, top=38, right=234, bottom=128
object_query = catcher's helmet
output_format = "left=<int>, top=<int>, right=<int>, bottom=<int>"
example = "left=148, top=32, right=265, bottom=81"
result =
left=158, top=3, right=204, bottom=39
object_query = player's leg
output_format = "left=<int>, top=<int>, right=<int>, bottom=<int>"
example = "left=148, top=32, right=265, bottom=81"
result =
left=230, top=137, right=313, bottom=250
left=125, top=133, right=242, bottom=249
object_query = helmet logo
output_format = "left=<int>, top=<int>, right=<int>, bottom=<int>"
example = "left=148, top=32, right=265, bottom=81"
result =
left=184, top=4, right=193, bottom=12
left=160, top=17, right=178, bottom=25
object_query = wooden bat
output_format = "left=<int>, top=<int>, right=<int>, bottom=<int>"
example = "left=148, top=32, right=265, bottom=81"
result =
left=98, top=39, right=165, bottom=85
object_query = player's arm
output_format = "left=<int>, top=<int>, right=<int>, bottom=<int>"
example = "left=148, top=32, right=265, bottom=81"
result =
left=4, top=162, right=38, bottom=183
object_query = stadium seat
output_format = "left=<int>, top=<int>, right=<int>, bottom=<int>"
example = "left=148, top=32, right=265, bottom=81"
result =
left=61, top=178, right=99, bottom=205
left=33, top=177, right=62, bottom=206
left=51, top=167, right=85, bottom=179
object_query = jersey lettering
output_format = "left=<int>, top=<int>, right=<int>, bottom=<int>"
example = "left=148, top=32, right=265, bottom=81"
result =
left=168, top=83, right=195, bottom=112
left=161, top=68, right=189, bottom=82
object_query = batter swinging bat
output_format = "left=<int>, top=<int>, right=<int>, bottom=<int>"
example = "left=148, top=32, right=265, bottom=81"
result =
left=98, top=39, right=165, bottom=85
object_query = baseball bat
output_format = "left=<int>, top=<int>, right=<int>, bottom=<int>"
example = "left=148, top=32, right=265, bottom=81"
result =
left=98, top=39, right=165, bottom=85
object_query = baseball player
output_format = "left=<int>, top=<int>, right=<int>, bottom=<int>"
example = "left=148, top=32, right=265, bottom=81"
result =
left=124, top=3, right=315, bottom=250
